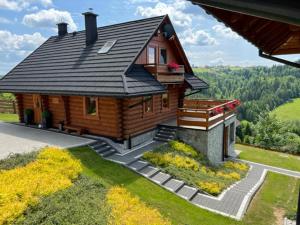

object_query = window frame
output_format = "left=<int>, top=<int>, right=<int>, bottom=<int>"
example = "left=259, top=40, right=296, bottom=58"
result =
left=143, top=96, right=154, bottom=115
left=161, top=91, right=170, bottom=111
left=147, top=46, right=157, bottom=64
left=159, top=48, right=167, bottom=65
left=83, top=96, right=99, bottom=120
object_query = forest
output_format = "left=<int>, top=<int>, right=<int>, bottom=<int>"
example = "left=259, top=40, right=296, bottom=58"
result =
left=193, top=63, right=300, bottom=154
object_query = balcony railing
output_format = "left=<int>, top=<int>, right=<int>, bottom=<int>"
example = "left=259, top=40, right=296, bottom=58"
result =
left=177, top=99, right=240, bottom=130
left=144, top=64, right=185, bottom=83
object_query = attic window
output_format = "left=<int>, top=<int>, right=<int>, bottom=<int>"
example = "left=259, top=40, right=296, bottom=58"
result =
left=98, top=40, right=117, bottom=54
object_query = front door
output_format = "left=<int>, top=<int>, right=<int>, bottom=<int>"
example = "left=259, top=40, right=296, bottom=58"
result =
left=223, top=125, right=229, bottom=160
left=32, top=94, right=42, bottom=124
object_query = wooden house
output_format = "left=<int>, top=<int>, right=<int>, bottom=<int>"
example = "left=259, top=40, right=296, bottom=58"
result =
left=0, top=13, right=239, bottom=164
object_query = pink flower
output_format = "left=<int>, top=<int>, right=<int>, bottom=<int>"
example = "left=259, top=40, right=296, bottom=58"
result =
left=167, top=62, right=180, bottom=70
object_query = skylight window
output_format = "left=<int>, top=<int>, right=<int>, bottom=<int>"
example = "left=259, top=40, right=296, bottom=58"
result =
left=98, top=40, right=117, bottom=54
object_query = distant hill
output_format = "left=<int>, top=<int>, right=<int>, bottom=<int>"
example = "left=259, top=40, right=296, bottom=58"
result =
left=270, top=98, right=300, bottom=121
left=193, top=64, right=300, bottom=122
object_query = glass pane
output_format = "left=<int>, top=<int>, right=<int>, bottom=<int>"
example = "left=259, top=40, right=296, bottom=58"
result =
left=160, top=49, right=167, bottom=64
left=86, top=97, right=97, bottom=115
left=162, top=93, right=169, bottom=108
left=144, top=96, right=153, bottom=113
left=148, top=47, right=156, bottom=64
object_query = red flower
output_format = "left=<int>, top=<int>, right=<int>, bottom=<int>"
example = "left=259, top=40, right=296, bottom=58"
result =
left=234, top=99, right=241, bottom=106
left=213, top=106, right=223, bottom=115
left=167, top=62, right=180, bottom=70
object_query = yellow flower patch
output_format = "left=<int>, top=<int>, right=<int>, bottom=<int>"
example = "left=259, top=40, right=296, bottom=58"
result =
left=0, top=147, right=82, bottom=225
left=224, top=161, right=249, bottom=171
left=143, top=152, right=199, bottom=171
left=169, top=140, right=198, bottom=158
left=197, top=181, right=225, bottom=195
left=216, top=171, right=241, bottom=180
left=107, top=186, right=171, bottom=225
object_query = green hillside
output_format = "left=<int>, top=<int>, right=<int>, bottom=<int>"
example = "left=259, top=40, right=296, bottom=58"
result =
left=271, top=98, right=300, bottom=121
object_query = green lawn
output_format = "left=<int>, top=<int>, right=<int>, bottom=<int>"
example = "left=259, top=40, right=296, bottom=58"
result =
left=68, top=146, right=300, bottom=225
left=237, top=144, right=300, bottom=172
left=270, top=98, right=300, bottom=121
left=0, top=113, right=19, bottom=122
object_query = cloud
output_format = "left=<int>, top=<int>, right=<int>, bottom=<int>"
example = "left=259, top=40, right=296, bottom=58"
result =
left=0, top=30, right=46, bottom=57
left=0, top=16, right=13, bottom=24
left=0, top=0, right=52, bottom=11
left=128, top=0, right=159, bottom=3
left=212, top=24, right=239, bottom=39
left=135, top=0, right=196, bottom=27
left=22, top=8, right=77, bottom=31
left=179, top=28, right=218, bottom=46
left=209, top=57, right=225, bottom=66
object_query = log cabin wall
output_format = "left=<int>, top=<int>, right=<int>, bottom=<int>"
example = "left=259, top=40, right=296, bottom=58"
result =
left=47, top=96, right=65, bottom=126
left=122, top=85, right=180, bottom=138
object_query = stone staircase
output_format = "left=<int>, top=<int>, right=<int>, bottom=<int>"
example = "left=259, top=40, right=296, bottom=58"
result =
left=89, top=141, right=117, bottom=157
left=154, top=125, right=177, bottom=142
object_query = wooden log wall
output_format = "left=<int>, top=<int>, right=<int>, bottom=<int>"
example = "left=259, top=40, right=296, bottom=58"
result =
left=122, top=86, right=180, bottom=138
left=0, top=99, right=18, bottom=114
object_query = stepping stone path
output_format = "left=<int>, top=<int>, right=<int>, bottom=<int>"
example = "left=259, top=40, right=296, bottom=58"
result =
left=89, top=140, right=300, bottom=220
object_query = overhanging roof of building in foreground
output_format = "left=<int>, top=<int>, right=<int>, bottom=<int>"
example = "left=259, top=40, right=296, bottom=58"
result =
left=188, top=0, right=300, bottom=56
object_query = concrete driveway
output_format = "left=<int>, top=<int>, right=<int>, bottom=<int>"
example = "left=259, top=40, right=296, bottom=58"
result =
left=0, top=122, right=95, bottom=159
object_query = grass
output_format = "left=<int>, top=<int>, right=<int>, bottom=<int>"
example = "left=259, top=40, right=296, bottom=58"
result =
left=0, top=113, right=19, bottom=122
left=237, top=144, right=300, bottom=172
left=68, top=146, right=300, bottom=225
left=270, top=98, right=300, bottom=121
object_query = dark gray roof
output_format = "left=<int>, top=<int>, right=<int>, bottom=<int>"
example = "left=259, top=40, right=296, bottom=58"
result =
left=185, top=73, right=209, bottom=90
left=0, top=16, right=166, bottom=97
left=0, top=15, right=208, bottom=96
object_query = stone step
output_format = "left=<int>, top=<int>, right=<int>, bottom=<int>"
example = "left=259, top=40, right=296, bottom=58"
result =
left=138, top=165, right=160, bottom=178
left=99, top=149, right=116, bottom=157
left=177, top=185, right=198, bottom=200
left=153, top=137, right=173, bottom=142
left=157, top=129, right=176, bottom=135
left=128, top=160, right=149, bottom=171
left=159, top=126, right=177, bottom=132
left=156, top=133, right=175, bottom=139
left=163, top=178, right=185, bottom=192
left=89, top=141, right=104, bottom=147
left=94, top=145, right=112, bottom=153
left=92, top=142, right=107, bottom=149
left=150, top=172, right=172, bottom=185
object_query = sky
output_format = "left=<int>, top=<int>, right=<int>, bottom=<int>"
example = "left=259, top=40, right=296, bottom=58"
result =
left=0, top=0, right=299, bottom=75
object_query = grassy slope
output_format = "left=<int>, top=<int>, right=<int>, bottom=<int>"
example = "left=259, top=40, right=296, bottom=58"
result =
left=270, top=98, right=300, bottom=121
left=0, top=113, right=19, bottom=122
left=68, top=146, right=300, bottom=225
left=237, top=144, right=300, bottom=172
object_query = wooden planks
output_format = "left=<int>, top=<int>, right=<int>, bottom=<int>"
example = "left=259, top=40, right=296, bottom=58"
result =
left=0, top=99, right=17, bottom=114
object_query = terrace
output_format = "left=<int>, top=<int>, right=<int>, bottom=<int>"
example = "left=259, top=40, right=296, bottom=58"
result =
left=162, top=99, right=240, bottom=130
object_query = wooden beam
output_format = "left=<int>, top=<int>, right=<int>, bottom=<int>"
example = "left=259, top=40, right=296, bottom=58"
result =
left=259, top=50, right=300, bottom=68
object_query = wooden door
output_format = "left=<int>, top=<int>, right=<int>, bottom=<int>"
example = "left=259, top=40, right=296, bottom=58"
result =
left=32, top=94, right=42, bottom=124
left=223, top=126, right=229, bottom=160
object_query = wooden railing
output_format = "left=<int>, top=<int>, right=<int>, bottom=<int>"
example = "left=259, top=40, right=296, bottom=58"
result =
left=177, top=99, right=239, bottom=130
left=144, top=64, right=185, bottom=83
left=0, top=99, right=18, bottom=114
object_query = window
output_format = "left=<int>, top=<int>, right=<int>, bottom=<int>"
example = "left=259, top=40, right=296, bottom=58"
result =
left=98, top=40, right=117, bottom=54
left=84, top=97, right=98, bottom=117
left=230, top=122, right=235, bottom=143
left=159, top=48, right=167, bottom=64
left=161, top=92, right=169, bottom=109
left=143, top=96, right=153, bottom=113
left=148, top=47, right=156, bottom=64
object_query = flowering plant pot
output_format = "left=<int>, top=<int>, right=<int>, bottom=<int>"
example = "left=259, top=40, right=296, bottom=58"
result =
left=167, top=62, right=180, bottom=72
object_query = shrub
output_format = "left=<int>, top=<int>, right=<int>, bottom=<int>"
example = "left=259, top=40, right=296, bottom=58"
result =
left=107, top=186, right=171, bottom=225
left=216, top=171, right=241, bottom=180
left=197, top=181, right=225, bottom=195
left=0, top=147, right=82, bottom=225
left=0, top=151, right=38, bottom=170
left=169, top=140, right=198, bottom=158
left=143, top=152, right=199, bottom=171
left=13, top=176, right=108, bottom=225
left=224, top=161, right=249, bottom=171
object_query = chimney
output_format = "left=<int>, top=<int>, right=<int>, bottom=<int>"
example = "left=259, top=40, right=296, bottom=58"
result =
left=57, top=22, right=68, bottom=36
left=82, top=11, right=98, bottom=45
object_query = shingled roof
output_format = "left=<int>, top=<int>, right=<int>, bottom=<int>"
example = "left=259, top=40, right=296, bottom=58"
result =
left=0, top=15, right=208, bottom=97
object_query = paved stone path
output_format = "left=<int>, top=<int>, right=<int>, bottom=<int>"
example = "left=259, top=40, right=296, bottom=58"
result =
left=89, top=140, right=300, bottom=220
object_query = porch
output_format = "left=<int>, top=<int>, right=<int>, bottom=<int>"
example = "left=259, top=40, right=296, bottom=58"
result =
left=161, top=99, right=240, bottom=130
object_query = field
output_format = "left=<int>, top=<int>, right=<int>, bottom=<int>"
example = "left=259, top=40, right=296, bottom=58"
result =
left=0, top=113, right=19, bottom=122
left=271, top=98, right=300, bottom=121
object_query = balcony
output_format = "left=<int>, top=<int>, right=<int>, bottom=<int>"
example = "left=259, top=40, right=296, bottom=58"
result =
left=144, top=64, right=185, bottom=84
left=176, top=99, right=240, bottom=130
